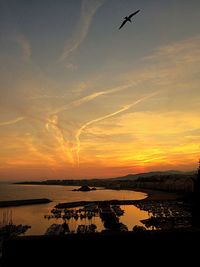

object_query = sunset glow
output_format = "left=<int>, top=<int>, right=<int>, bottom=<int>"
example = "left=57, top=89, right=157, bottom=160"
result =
left=0, top=0, right=200, bottom=180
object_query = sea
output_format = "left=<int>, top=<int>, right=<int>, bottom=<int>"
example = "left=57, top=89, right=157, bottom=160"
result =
left=0, top=183, right=150, bottom=235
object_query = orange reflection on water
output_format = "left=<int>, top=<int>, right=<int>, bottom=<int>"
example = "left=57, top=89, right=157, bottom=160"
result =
left=120, top=205, right=150, bottom=230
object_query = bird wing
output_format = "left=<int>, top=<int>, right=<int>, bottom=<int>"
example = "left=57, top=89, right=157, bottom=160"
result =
left=119, top=20, right=127, bottom=29
left=128, top=9, right=140, bottom=19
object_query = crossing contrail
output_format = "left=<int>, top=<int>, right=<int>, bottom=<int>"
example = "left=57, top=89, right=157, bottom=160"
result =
left=46, top=115, right=74, bottom=163
left=75, top=91, right=160, bottom=166
left=51, top=82, right=137, bottom=115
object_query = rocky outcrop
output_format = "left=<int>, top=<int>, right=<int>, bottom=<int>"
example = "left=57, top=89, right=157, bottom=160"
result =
left=72, top=185, right=96, bottom=192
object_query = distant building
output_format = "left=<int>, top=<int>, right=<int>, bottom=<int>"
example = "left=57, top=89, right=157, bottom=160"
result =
left=191, top=159, right=200, bottom=194
left=195, top=159, right=200, bottom=194
left=136, top=174, right=194, bottom=193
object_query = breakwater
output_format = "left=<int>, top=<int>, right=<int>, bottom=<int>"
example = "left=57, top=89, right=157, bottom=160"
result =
left=55, top=200, right=138, bottom=209
left=0, top=198, right=52, bottom=207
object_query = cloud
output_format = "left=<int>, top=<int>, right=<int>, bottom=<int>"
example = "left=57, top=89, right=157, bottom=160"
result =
left=15, top=33, right=32, bottom=61
left=121, top=35, right=200, bottom=112
left=45, top=115, right=75, bottom=164
left=84, top=110, right=200, bottom=169
left=0, top=1, right=32, bottom=61
left=144, top=36, right=200, bottom=62
left=60, top=0, right=104, bottom=61
left=29, top=94, right=67, bottom=100
left=2, top=31, right=32, bottom=61
left=51, top=81, right=138, bottom=115
left=74, top=91, right=160, bottom=166
left=65, top=63, right=78, bottom=70
left=2, top=34, right=200, bottom=178
left=0, top=117, right=24, bottom=126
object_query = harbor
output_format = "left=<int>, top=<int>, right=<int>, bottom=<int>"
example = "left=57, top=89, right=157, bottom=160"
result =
left=44, top=202, right=127, bottom=235
left=0, top=185, right=148, bottom=236
left=55, top=199, right=141, bottom=209
left=43, top=198, right=192, bottom=234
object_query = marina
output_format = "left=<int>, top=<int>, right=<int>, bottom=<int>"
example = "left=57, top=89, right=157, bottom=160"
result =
left=135, top=200, right=192, bottom=229
left=0, top=184, right=192, bottom=236
left=42, top=199, right=191, bottom=234
left=0, top=184, right=148, bottom=235
left=43, top=202, right=128, bottom=234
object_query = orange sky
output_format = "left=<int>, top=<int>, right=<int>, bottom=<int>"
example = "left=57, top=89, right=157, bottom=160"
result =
left=0, top=1, right=200, bottom=180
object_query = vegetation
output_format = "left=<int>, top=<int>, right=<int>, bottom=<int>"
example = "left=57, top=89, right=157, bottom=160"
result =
left=141, top=217, right=160, bottom=229
left=0, top=224, right=31, bottom=238
left=0, top=210, right=31, bottom=239
left=132, top=225, right=146, bottom=232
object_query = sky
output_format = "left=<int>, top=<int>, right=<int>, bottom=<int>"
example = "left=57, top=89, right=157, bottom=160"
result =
left=0, top=0, right=200, bottom=180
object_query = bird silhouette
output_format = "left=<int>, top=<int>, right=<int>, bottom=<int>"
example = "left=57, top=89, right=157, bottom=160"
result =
left=119, top=10, right=140, bottom=30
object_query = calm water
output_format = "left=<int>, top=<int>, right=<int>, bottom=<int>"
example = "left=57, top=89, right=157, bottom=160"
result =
left=0, top=183, right=150, bottom=235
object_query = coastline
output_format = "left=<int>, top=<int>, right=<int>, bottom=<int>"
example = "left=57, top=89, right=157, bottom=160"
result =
left=130, top=188, right=183, bottom=201
left=13, top=180, right=184, bottom=202
left=55, top=188, right=183, bottom=209
left=0, top=186, right=195, bottom=265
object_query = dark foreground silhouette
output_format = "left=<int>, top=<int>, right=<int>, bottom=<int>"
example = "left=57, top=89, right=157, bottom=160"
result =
left=2, top=230, right=200, bottom=266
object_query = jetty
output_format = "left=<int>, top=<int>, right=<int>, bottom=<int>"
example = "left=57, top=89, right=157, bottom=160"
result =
left=0, top=198, right=52, bottom=208
left=55, top=199, right=137, bottom=209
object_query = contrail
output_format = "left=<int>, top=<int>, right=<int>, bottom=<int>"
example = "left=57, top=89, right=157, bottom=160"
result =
left=0, top=117, right=24, bottom=126
left=75, top=91, right=160, bottom=166
left=46, top=115, right=75, bottom=163
left=29, top=94, right=67, bottom=100
left=60, top=0, right=104, bottom=61
left=25, top=114, right=76, bottom=163
left=51, top=82, right=137, bottom=115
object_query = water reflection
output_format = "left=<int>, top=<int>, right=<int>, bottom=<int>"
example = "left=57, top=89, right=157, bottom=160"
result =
left=120, top=205, right=150, bottom=230
left=0, top=184, right=149, bottom=235
left=42, top=203, right=150, bottom=234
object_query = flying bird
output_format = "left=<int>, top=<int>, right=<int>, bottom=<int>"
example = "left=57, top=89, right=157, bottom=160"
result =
left=119, top=9, right=140, bottom=30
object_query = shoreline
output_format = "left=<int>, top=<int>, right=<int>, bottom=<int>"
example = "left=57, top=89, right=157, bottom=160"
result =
left=55, top=188, right=183, bottom=209
left=130, top=188, right=184, bottom=201
left=0, top=185, right=184, bottom=209
left=12, top=181, right=185, bottom=202
left=103, top=185, right=184, bottom=201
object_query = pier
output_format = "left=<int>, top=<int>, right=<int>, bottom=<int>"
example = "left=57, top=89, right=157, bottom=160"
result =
left=55, top=199, right=138, bottom=209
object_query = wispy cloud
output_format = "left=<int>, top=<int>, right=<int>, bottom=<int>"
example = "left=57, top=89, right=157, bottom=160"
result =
left=60, top=0, right=104, bottom=61
left=51, top=81, right=137, bottom=115
left=144, top=36, right=200, bottom=61
left=0, top=117, right=24, bottom=127
left=74, top=91, right=160, bottom=166
left=0, top=1, right=31, bottom=61
left=45, top=115, right=75, bottom=164
left=15, top=32, right=32, bottom=61
left=65, top=63, right=78, bottom=70
left=2, top=33, right=200, bottom=178
left=29, top=94, right=67, bottom=100
left=2, top=30, right=32, bottom=61
left=122, top=35, right=200, bottom=110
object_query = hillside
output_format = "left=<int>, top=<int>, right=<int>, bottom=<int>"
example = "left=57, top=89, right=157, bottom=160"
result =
left=15, top=170, right=197, bottom=193
left=110, top=170, right=195, bottom=181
